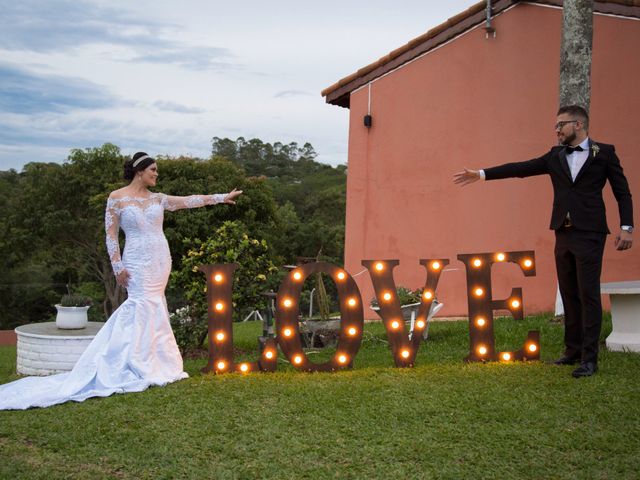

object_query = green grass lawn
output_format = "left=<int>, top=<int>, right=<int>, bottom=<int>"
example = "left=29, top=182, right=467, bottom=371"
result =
left=1, top=314, right=639, bottom=479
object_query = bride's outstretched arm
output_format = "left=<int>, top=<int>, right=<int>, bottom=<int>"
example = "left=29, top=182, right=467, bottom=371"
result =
left=105, top=198, right=129, bottom=286
left=161, top=188, right=243, bottom=211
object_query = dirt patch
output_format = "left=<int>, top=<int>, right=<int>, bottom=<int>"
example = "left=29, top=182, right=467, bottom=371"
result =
left=0, top=330, right=16, bottom=346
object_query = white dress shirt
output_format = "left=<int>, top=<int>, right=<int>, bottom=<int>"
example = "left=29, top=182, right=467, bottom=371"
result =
left=566, top=137, right=590, bottom=181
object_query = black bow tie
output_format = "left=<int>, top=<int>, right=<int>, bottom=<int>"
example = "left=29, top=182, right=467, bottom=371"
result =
left=565, top=145, right=584, bottom=154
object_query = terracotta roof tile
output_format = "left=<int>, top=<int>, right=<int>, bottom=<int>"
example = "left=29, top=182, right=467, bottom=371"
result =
left=322, top=0, right=640, bottom=107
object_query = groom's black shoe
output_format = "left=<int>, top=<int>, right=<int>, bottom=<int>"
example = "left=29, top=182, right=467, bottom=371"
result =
left=553, top=355, right=579, bottom=366
left=572, top=362, right=598, bottom=378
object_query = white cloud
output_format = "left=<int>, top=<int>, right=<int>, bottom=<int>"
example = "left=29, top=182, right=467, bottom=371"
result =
left=0, top=0, right=479, bottom=170
left=153, top=101, right=206, bottom=114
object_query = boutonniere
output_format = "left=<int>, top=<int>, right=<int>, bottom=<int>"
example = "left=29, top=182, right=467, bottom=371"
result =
left=591, top=144, right=600, bottom=157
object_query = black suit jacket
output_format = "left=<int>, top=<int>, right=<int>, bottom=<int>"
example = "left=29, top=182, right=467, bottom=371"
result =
left=484, top=140, right=633, bottom=233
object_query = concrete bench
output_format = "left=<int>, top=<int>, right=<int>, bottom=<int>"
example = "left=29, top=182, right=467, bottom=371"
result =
left=602, top=281, right=640, bottom=353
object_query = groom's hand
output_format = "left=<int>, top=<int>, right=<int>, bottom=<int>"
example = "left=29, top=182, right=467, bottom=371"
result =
left=454, top=168, right=481, bottom=186
left=615, top=230, right=633, bottom=251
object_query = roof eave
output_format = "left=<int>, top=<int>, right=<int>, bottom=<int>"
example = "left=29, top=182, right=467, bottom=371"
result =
left=322, top=0, right=640, bottom=108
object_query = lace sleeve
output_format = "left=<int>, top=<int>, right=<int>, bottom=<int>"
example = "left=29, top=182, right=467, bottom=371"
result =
left=105, top=198, right=125, bottom=275
left=161, top=193, right=227, bottom=212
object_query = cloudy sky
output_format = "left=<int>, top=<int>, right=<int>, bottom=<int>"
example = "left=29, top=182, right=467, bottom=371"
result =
left=0, top=0, right=478, bottom=171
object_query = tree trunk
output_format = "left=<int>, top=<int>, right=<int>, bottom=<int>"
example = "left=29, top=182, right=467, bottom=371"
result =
left=559, top=0, right=594, bottom=109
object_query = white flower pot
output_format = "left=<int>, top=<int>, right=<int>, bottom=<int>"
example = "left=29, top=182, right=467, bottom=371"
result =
left=55, top=305, right=90, bottom=329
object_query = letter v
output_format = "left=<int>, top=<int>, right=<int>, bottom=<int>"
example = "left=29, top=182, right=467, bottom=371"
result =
left=362, top=259, right=448, bottom=367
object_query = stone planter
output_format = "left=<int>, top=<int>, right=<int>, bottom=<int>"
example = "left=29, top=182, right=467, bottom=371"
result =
left=55, top=305, right=90, bottom=329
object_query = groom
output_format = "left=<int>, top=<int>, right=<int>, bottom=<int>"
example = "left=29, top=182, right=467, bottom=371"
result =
left=454, top=105, right=634, bottom=377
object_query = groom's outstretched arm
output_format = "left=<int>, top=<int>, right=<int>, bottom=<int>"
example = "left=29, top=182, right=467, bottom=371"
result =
left=454, top=154, right=551, bottom=186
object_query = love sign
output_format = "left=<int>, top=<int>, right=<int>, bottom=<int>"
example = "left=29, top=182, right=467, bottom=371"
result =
left=198, top=250, right=539, bottom=374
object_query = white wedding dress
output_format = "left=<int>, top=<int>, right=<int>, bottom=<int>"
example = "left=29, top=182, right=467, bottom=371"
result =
left=0, top=192, right=226, bottom=410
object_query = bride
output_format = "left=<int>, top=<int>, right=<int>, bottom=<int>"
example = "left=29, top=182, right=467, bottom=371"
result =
left=0, top=152, right=242, bottom=410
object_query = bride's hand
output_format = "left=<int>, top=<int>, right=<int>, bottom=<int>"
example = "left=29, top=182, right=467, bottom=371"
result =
left=223, top=188, right=243, bottom=204
left=116, top=269, right=130, bottom=288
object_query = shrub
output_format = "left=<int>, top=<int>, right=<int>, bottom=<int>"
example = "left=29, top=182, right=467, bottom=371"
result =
left=170, top=220, right=279, bottom=351
left=59, top=293, right=93, bottom=307
left=168, top=306, right=203, bottom=354
left=370, top=286, right=422, bottom=308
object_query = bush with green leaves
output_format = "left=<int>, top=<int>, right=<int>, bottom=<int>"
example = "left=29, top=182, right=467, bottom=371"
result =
left=168, top=306, right=203, bottom=354
left=170, top=220, right=278, bottom=351
left=58, top=293, right=93, bottom=307
left=370, top=286, right=423, bottom=308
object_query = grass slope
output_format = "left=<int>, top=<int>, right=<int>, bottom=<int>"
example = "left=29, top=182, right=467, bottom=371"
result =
left=1, top=315, right=639, bottom=479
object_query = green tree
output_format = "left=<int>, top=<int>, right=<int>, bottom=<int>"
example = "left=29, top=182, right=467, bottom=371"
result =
left=0, top=144, right=280, bottom=327
left=210, top=137, right=346, bottom=265
left=0, top=145, right=123, bottom=327
left=170, top=220, right=279, bottom=350
left=155, top=155, right=278, bottom=267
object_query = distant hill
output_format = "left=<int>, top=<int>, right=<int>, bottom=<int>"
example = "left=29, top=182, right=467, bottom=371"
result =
left=211, top=137, right=346, bottom=264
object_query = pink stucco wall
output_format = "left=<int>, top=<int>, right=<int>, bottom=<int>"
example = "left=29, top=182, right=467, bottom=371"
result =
left=344, top=4, right=640, bottom=317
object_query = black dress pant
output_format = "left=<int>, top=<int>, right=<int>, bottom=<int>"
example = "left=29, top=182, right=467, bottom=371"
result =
left=554, top=228, right=607, bottom=364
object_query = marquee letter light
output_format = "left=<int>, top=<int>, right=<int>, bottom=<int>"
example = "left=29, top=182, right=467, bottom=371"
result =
left=362, top=259, right=449, bottom=367
left=275, top=262, right=364, bottom=372
left=199, top=263, right=278, bottom=374
left=457, top=251, right=539, bottom=363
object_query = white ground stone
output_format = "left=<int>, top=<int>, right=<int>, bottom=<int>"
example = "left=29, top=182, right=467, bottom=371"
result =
left=15, top=322, right=105, bottom=376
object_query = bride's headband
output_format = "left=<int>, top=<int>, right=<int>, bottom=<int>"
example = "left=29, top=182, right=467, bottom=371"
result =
left=132, top=154, right=152, bottom=167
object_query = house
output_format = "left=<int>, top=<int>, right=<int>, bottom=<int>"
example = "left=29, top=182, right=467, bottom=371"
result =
left=322, top=0, right=640, bottom=316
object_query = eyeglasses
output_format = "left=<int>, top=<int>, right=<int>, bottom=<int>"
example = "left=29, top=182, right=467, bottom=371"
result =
left=554, top=120, right=578, bottom=130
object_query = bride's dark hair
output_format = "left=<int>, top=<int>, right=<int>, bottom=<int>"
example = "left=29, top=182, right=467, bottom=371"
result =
left=124, top=152, right=155, bottom=180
